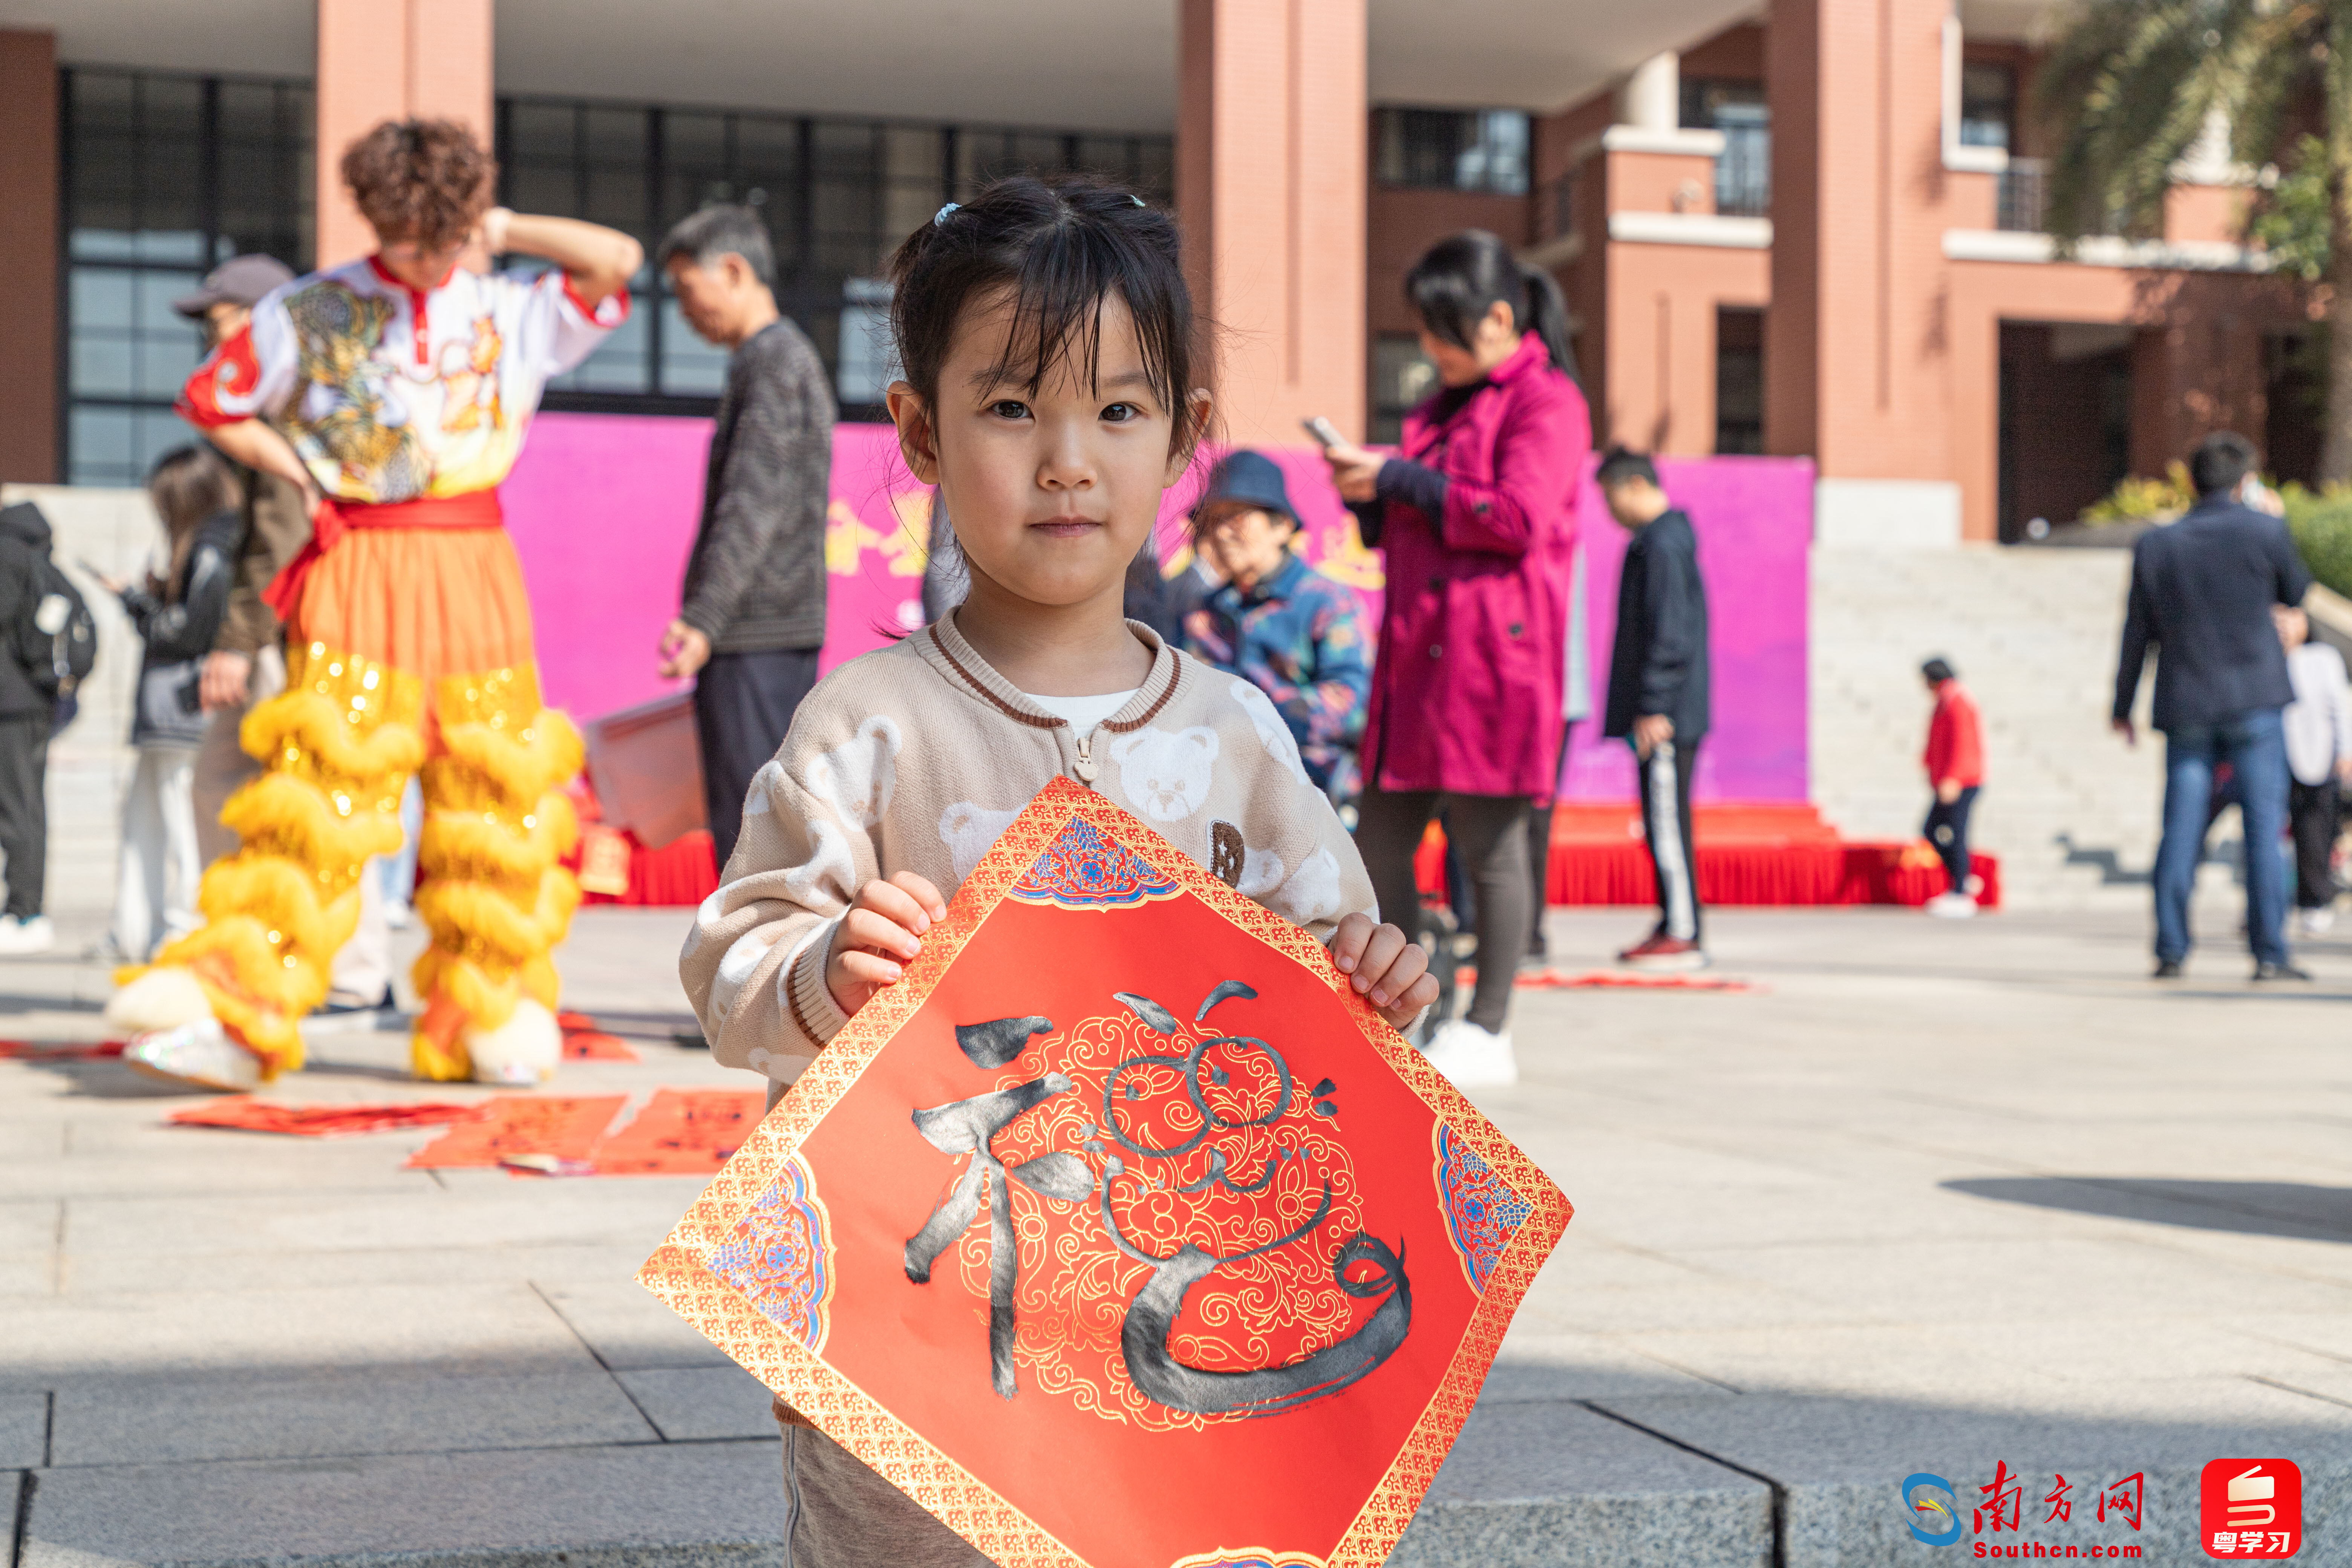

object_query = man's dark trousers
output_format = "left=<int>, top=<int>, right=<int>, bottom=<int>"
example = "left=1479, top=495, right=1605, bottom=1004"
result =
left=0, top=714, right=50, bottom=917
left=2154, top=707, right=2289, bottom=966
left=1925, top=784, right=1980, bottom=891
left=2289, top=775, right=2341, bottom=909
left=696, top=649, right=819, bottom=873
left=1636, top=737, right=1700, bottom=943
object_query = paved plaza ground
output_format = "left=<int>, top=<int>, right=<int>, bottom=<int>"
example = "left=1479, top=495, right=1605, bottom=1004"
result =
left=3, top=902, right=2349, bottom=1568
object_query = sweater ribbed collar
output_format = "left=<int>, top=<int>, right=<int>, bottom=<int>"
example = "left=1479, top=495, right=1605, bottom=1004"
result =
left=917, top=609, right=1183, bottom=733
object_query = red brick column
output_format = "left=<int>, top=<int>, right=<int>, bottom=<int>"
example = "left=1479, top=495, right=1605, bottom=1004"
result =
left=1765, top=0, right=1952, bottom=486
left=1177, top=0, right=1367, bottom=445
left=316, top=0, right=495, bottom=270
left=0, top=29, right=58, bottom=484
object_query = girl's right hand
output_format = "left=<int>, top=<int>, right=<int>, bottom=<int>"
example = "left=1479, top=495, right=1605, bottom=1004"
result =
left=824, top=871, right=949, bottom=1016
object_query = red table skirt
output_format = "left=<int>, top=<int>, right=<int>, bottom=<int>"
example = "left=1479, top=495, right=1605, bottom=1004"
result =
left=1526, top=842, right=2000, bottom=909
left=580, top=816, right=2000, bottom=914
left=579, top=830, right=721, bottom=908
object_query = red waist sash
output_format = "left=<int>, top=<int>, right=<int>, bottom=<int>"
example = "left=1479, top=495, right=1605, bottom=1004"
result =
left=263, top=490, right=504, bottom=620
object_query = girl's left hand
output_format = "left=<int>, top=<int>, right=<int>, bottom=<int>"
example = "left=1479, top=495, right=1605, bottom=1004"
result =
left=1322, top=443, right=1385, bottom=504
left=1330, top=912, right=1438, bottom=1029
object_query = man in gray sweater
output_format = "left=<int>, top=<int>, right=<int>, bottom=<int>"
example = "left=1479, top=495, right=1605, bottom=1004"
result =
left=657, top=206, right=837, bottom=869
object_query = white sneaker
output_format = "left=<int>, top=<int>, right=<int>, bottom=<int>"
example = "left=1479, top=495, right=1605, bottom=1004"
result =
left=1419, top=1018, right=1518, bottom=1088
left=0, top=914, right=55, bottom=954
left=1925, top=892, right=1977, bottom=919
left=2298, top=906, right=2335, bottom=937
left=124, top=1018, right=263, bottom=1092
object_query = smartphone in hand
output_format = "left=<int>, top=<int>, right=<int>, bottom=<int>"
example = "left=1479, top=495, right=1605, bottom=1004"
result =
left=1302, top=416, right=1345, bottom=450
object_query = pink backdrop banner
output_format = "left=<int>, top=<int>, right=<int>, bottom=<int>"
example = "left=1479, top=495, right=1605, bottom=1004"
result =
left=500, top=416, right=1811, bottom=800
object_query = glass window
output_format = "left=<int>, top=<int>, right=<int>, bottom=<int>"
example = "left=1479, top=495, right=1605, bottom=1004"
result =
left=499, top=95, right=1170, bottom=415
left=1679, top=80, right=1771, bottom=217
left=60, top=68, right=315, bottom=486
left=1961, top=63, right=2015, bottom=150
left=837, top=278, right=897, bottom=408
left=1371, top=335, right=1437, bottom=446
left=1372, top=108, right=1530, bottom=194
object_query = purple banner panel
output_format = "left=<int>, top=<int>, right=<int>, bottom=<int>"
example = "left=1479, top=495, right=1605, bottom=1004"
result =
left=502, top=418, right=1811, bottom=801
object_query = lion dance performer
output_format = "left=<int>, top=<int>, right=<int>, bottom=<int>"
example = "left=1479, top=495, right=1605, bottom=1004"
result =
left=111, top=119, right=642, bottom=1090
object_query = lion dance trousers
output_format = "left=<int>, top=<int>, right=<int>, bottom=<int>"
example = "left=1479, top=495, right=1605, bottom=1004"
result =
left=143, top=499, right=582, bottom=1080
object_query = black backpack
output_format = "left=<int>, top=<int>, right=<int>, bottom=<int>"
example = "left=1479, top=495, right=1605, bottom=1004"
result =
left=20, top=554, right=96, bottom=701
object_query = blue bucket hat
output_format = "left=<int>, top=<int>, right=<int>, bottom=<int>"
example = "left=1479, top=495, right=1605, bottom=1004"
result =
left=1195, top=450, right=1297, bottom=526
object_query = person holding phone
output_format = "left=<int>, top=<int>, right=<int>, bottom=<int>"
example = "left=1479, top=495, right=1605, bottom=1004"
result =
left=100, top=447, right=245, bottom=962
left=1313, top=230, right=1589, bottom=1089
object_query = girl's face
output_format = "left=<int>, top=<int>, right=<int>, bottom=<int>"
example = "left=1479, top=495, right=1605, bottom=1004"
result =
left=891, top=290, right=1197, bottom=613
left=1419, top=298, right=1522, bottom=388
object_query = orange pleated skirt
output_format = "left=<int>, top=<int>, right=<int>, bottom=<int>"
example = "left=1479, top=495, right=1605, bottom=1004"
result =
left=292, top=524, right=538, bottom=683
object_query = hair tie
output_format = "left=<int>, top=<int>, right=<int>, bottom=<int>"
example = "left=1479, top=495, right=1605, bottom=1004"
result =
left=934, top=202, right=960, bottom=227
left=1131, top=194, right=1146, bottom=207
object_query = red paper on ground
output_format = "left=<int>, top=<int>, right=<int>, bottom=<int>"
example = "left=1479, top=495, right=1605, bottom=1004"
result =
left=405, top=1095, right=625, bottom=1168
left=0, top=1040, right=125, bottom=1060
left=170, top=1098, right=485, bottom=1136
left=591, top=1089, right=764, bottom=1174
left=640, top=778, right=1572, bottom=1568
left=563, top=1031, right=641, bottom=1062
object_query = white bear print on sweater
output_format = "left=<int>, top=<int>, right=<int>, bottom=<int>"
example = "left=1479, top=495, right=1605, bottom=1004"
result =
left=1229, top=678, right=1311, bottom=787
left=938, top=801, right=1021, bottom=883
left=1276, top=847, right=1344, bottom=925
left=740, top=759, right=786, bottom=816
left=1109, top=725, right=1219, bottom=822
left=1236, top=847, right=1285, bottom=899
left=807, top=715, right=901, bottom=826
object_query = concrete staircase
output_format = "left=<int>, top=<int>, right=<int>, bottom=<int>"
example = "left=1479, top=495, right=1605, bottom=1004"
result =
left=1809, top=543, right=2176, bottom=911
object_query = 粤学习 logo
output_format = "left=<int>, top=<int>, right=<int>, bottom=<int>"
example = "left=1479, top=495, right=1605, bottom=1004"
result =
left=1904, top=1473, right=1963, bottom=1545
left=2200, top=1459, right=2300, bottom=1559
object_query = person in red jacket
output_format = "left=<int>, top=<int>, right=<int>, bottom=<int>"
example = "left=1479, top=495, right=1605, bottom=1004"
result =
left=1921, top=657, right=1985, bottom=917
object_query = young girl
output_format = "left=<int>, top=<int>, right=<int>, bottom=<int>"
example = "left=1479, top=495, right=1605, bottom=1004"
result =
left=680, top=177, right=1436, bottom=1567
left=103, top=446, right=245, bottom=961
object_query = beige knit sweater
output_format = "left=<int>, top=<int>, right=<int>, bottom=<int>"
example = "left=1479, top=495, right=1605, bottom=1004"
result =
left=679, top=615, right=1380, bottom=1089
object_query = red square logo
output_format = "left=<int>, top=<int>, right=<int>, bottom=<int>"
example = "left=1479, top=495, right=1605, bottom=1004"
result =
left=2202, top=1459, right=2301, bottom=1559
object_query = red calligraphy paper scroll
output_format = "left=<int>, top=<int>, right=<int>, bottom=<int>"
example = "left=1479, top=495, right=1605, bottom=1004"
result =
left=639, top=778, right=1572, bottom=1567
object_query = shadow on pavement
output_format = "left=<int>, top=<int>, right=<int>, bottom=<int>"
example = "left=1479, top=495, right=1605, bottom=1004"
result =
left=1945, top=1176, right=2352, bottom=1242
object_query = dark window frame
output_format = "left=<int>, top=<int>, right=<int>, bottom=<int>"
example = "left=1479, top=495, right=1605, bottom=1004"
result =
left=58, top=66, right=315, bottom=487
left=496, top=92, right=1173, bottom=423
left=1371, top=106, right=1530, bottom=195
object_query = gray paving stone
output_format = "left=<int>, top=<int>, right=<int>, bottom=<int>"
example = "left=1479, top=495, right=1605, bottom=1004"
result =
left=616, top=1368, right=778, bottom=1441
left=0, top=1392, right=46, bottom=1466
left=537, top=1280, right=737, bottom=1372
left=58, top=1242, right=632, bottom=1296
left=0, top=1284, right=601, bottom=1391
left=1480, top=1331, right=1728, bottom=1402
left=1388, top=1401, right=1770, bottom=1567
left=0, top=1197, right=58, bottom=1250
left=22, top=1440, right=786, bottom=1568
left=51, top=1372, right=655, bottom=1465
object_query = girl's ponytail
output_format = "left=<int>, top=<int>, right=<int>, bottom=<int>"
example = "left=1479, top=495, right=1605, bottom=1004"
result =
left=1517, top=262, right=1578, bottom=383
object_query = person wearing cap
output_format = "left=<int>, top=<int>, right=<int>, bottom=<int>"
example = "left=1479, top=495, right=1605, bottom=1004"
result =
left=109, top=117, right=640, bottom=1092
left=176, top=253, right=408, bottom=1013
left=1182, top=450, right=1370, bottom=810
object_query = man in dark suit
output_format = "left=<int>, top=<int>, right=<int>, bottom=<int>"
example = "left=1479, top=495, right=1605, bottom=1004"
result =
left=2113, top=430, right=2312, bottom=980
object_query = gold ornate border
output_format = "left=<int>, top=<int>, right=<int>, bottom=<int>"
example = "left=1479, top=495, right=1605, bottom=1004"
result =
left=637, top=777, right=1574, bottom=1568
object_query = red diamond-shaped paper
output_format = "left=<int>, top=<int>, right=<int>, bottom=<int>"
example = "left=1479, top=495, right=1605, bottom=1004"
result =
left=640, top=777, right=1572, bottom=1566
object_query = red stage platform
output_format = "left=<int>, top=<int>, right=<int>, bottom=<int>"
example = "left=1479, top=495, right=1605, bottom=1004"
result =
left=1421, top=801, right=1999, bottom=910
left=568, top=798, right=1995, bottom=913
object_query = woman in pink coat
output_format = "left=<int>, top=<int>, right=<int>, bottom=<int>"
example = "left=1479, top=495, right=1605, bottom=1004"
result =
left=1319, top=230, right=1591, bottom=1089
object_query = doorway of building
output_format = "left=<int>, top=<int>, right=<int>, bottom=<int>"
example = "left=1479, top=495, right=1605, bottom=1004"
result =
left=2264, top=330, right=2324, bottom=488
left=1715, top=308, right=1764, bottom=455
left=1996, top=321, right=2135, bottom=542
